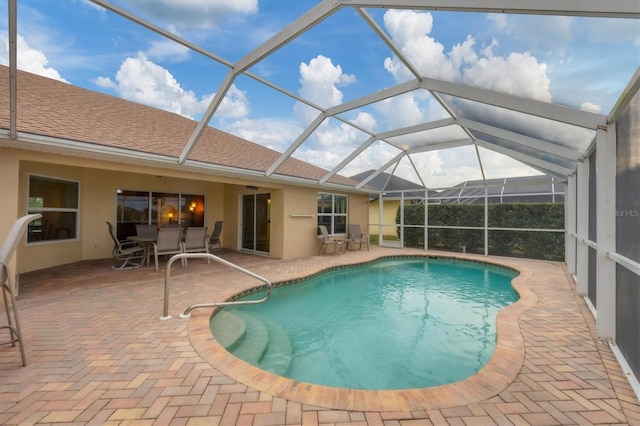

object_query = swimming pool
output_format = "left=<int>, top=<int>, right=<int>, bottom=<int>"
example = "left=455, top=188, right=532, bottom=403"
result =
left=210, top=257, right=518, bottom=390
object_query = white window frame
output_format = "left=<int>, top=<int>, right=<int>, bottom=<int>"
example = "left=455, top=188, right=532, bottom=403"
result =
left=317, top=192, right=348, bottom=235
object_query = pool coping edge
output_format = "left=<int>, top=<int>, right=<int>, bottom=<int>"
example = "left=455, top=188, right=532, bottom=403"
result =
left=187, top=253, right=537, bottom=412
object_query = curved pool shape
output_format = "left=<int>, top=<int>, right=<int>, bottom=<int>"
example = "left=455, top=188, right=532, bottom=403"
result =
left=210, top=257, right=518, bottom=390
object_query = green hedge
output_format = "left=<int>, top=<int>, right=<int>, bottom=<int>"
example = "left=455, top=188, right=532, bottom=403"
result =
left=396, top=203, right=565, bottom=261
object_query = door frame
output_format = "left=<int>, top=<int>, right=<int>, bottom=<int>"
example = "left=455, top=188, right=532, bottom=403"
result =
left=239, top=192, right=271, bottom=255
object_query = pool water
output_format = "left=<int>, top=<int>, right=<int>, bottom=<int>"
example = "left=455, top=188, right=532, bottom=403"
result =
left=210, top=257, right=518, bottom=390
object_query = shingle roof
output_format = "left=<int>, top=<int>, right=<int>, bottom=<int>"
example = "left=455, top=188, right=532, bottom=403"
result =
left=350, top=170, right=425, bottom=192
left=349, top=170, right=440, bottom=200
left=0, top=66, right=356, bottom=187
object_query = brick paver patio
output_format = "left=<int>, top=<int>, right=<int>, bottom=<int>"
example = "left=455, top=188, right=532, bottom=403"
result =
left=1, top=247, right=638, bottom=425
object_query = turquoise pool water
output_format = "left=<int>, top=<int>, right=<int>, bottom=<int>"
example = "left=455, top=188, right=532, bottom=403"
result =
left=210, top=257, right=518, bottom=390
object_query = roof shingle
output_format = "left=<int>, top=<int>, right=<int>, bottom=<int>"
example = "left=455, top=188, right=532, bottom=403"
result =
left=0, top=66, right=356, bottom=187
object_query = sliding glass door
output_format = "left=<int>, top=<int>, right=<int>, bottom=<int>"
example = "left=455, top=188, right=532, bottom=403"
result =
left=241, top=193, right=270, bottom=254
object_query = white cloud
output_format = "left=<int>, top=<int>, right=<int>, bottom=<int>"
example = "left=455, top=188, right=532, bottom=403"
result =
left=383, top=10, right=459, bottom=83
left=487, top=14, right=507, bottom=31
left=383, top=10, right=552, bottom=101
left=94, top=75, right=116, bottom=89
left=369, top=9, right=557, bottom=183
left=449, top=36, right=478, bottom=72
left=352, top=112, right=377, bottom=133
left=222, top=117, right=302, bottom=153
left=374, top=93, right=426, bottom=129
left=341, top=141, right=402, bottom=177
left=298, top=55, right=353, bottom=108
left=300, top=124, right=367, bottom=170
left=463, top=51, right=552, bottom=102
left=217, top=85, right=251, bottom=119
left=284, top=10, right=558, bottom=180
left=398, top=151, right=446, bottom=185
left=477, top=147, right=543, bottom=180
left=580, top=101, right=602, bottom=113
left=293, top=54, right=357, bottom=126
left=95, top=52, right=249, bottom=120
left=124, top=0, right=258, bottom=30
left=0, top=33, right=68, bottom=82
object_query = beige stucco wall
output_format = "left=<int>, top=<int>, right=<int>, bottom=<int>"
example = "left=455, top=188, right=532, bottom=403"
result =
left=0, top=149, right=20, bottom=276
left=369, top=199, right=401, bottom=237
left=282, top=186, right=319, bottom=258
left=281, top=189, right=370, bottom=256
left=1, top=146, right=370, bottom=274
left=16, top=158, right=225, bottom=273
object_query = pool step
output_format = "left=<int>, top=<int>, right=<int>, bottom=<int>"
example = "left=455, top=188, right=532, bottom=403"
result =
left=256, top=315, right=293, bottom=376
left=211, top=310, right=293, bottom=376
left=210, top=310, right=246, bottom=349
left=229, top=311, right=269, bottom=366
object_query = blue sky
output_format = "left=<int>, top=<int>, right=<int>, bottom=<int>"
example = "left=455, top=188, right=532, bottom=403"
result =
left=1, top=0, right=639, bottom=187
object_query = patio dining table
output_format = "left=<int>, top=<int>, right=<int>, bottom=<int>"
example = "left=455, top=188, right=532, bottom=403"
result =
left=127, top=235, right=156, bottom=267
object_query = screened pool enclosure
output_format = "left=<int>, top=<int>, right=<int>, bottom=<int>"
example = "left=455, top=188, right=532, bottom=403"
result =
left=3, top=0, right=639, bottom=401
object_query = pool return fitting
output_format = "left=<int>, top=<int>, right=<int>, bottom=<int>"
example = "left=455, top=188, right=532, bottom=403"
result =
left=160, top=252, right=272, bottom=321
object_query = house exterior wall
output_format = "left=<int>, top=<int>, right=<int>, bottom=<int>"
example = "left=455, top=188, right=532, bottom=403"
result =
left=0, top=149, right=20, bottom=275
left=282, top=186, right=316, bottom=258
left=347, top=193, right=370, bottom=234
left=369, top=199, right=401, bottom=237
left=1, top=147, right=369, bottom=275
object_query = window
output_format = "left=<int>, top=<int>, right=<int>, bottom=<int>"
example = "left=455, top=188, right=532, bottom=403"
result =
left=27, top=175, right=79, bottom=242
left=116, top=190, right=205, bottom=240
left=317, top=193, right=347, bottom=234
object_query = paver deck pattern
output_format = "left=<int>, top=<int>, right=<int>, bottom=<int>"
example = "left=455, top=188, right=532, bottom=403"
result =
left=0, top=247, right=638, bottom=425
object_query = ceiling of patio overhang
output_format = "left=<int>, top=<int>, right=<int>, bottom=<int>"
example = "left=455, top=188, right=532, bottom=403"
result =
left=6, top=0, right=640, bottom=192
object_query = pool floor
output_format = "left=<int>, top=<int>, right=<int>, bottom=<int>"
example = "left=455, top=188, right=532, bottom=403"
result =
left=6, top=247, right=639, bottom=424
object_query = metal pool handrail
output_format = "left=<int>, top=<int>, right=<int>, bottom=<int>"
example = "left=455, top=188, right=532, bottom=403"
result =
left=160, top=253, right=272, bottom=321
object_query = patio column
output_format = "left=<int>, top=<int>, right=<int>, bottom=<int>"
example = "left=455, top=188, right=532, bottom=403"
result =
left=565, top=173, right=577, bottom=276
left=378, top=192, right=383, bottom=244
left=399, top=191, right=405, bottom=248
left=424, top=189, right=428, bottom=251
left=575, top=159, right=589, bottom=296
left=484, top=186, right=488, bottom=256
left=595, top=126, right=617, bottom=342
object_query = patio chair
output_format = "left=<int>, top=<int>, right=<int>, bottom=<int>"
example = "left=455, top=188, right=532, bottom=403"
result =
left=106, top=222, right=146, bottom=270
left=152, top=227, right=184, bottom=271
left=208, top=221, right=224, bottom=251
left=135, top=224, right=158, bottom=239
left=318, top=225, right=345, bottom=255
left=182, top=226, right=210, bottom=266
left=0, top=213, right=42, bottom=366
left=348, top=224, right=369, bottom=251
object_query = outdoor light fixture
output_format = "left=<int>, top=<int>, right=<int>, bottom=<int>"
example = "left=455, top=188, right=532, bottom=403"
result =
left=246, top=185, right=258, bottom=190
